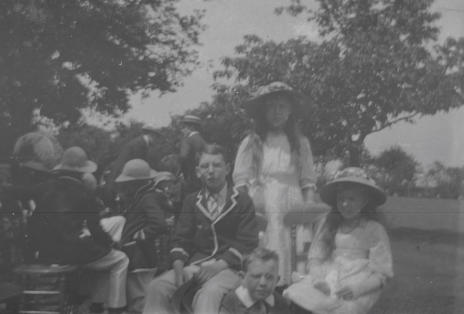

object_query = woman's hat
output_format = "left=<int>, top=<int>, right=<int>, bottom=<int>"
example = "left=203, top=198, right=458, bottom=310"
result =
left=180, top=115, right=202, bottom=126
left=54, top=146, right=97, bottom=173
left=153, top=171, right=177, bottom=187
left=320, top=167, right=386, bottom=207
left=115, top=159, right=157, bottom=183
left=244, top=81, right=303, bottom=118
left=13, top=132, right=63, bottom=172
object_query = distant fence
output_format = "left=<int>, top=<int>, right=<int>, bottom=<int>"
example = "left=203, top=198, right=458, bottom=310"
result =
left=380, top=196, right=464, bottom=234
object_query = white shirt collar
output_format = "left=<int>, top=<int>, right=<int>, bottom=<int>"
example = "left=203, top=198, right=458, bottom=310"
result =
left=205, top=184, right=228, bottom=208
left=234, top=285, right=275, bottom=309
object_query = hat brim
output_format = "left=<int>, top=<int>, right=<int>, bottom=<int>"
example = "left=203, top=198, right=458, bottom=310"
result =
left=320, top=177, right=386, bottom=207
left=141, top=127, right=161, bottom=135
left=244, top=90, right=305, bottom=118
left=115, top=169, right=158, bottom=183
left=54, top=160, right=97, bottom=174
left=180, top=119, right=202, bottom=126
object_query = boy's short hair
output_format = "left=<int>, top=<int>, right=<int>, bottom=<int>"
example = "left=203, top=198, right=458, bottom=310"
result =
left=243, top=248, right=279, bottom=272
left=196, top=143, right=229, bottom=165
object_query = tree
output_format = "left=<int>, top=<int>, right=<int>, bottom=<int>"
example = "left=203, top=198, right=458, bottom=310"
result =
left=424, top=161, right=464, bottom=199
left=372, top=146, right=418, bottom=195
left=176, top=84, right=254, bottom=158
left=213, top=0, right=464, bottom=164
left=58, top=123, right=112, bottom=165
left=0, top=0, right=203, bottom=158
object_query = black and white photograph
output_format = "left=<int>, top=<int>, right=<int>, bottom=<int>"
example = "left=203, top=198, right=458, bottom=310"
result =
left=0, top=0, right=463, bottom=313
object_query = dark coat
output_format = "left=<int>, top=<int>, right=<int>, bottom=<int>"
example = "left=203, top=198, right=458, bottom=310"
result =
left=28, top=173, right=113, bottom=265
left=120, top=186, right=174, bottom=272
left=220, top=290, right=290, bottom=314
left=170, top=187, right=258, bottom=270
left=179, top=132, right=206, bottom=192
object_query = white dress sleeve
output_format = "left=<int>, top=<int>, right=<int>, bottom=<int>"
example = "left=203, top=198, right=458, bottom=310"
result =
left=368, top=222, right=394, bottom=284
left=232, top=135, right=254, bottom=188
left=298, top=136, right=317, bottom=190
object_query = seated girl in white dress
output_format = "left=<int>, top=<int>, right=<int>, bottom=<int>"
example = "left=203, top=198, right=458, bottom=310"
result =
left=284, top=167, right=393, bottom=314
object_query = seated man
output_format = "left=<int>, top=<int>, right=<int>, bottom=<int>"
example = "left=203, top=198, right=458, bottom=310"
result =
left=28, top=147, right=128, bottom=314
left=143, top=144, right=259, bottom=314
left=113, top=161, right=178, bottom=314
left=219, top=248, right=290, bottom=314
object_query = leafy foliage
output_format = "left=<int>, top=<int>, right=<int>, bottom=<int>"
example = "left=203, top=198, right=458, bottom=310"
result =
left=371, top=146, right=418, bottom=195
left=212, top=0, right=464, bottom=165
left=0, top=0, right=203, bottom=158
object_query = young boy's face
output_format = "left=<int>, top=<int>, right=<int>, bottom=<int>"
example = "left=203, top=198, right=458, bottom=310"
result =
left=196, top=153, right=230, bottom=193
left=243, top=259, right=279, bottom=302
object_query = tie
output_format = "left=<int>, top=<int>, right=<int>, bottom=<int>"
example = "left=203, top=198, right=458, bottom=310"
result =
left=207, top=194, right=221, bottom=219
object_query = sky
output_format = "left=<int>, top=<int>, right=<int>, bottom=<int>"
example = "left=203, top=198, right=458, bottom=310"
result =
left=125, top=0, right=464, bottom=167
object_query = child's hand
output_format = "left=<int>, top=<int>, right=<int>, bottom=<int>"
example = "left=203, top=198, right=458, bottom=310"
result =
left=313, top=281, right=331, bottom=296
left=335, top=286, right=355, bottom=300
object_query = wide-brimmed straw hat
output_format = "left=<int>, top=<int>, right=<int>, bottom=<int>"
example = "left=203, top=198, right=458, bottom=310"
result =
left=115, top=159, right=157, bottom=183
left=244, top=81, right=303, bottom=118
left=320, top=167, right=386, bottom=207
left=180, top=115, right=202, bottom=126
left=54, top=146, right=97, bottom=173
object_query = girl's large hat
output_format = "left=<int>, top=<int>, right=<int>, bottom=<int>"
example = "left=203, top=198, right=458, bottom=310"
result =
left=54, top=146, right=97, bottom=173
left=320, top=167, right=386, bottom=207
left=115, top=159, right=157, bottom=183
left=244, top=81, right=303, bottom=118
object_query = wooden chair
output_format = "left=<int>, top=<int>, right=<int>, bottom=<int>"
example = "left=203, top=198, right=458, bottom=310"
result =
left=14, top=264, right=78, bottom=314
left=283, top=203, right=329, bottom=272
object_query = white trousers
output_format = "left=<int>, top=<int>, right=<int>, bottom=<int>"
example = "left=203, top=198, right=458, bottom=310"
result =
left=84, top=249, right=129, bottom=309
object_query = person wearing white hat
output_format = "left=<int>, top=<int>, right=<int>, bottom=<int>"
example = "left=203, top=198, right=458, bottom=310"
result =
left=28, top=146, right=129, bottom=314
left=111, top=160, right=177, bottom=314
left=284, top=167, right=393, bottom=314
left=179, top=114, right=207, bottom=193
left=105, top=127, right=163, bottom=199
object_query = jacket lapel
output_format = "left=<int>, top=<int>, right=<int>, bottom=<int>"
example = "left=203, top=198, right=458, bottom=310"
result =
left=195, top=186, right=239, bottom=223
left=195, top=190, right=214, bottom=221
left=213, top=187, right=238, bottom=224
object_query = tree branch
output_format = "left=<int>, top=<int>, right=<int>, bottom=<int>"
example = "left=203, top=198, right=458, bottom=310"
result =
left=370, top=113, right=419, bottom=135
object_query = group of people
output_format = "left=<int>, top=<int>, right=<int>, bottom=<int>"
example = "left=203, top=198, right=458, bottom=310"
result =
left=4, top=81, right=393, bottom=314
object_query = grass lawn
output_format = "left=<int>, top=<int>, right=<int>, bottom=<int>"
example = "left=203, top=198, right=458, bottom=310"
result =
left=371, top=227, right=464, bottom=314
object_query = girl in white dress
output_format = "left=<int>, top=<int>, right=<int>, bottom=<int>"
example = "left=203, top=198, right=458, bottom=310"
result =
left=233, top=82, right=316, bottom=284
left=284, top=167, right=393, bottom=314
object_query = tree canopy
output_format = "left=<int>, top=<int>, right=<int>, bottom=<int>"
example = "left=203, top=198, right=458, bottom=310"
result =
left=371, top=145, right=418, bottom=195
left=211, top=0, right=464, bottom=164
left=0, top=0, right=203, bottom=157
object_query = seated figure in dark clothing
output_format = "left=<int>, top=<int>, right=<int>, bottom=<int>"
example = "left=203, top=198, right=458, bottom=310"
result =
left=28, top=146, right=129, bottom=314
